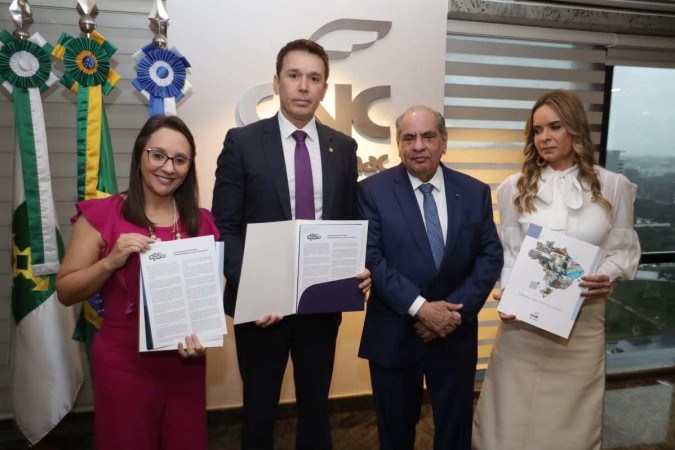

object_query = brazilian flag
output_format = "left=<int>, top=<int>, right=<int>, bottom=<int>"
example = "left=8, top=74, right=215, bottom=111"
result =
left=52, top=29, right=120, bottom=341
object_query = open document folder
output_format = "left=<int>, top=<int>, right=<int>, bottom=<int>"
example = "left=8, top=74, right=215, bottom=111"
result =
left=497, top=224, right=603, bottom=339
left=139, top=235, right=226, bottom=352
left=234, top=220, right=368, bottom=325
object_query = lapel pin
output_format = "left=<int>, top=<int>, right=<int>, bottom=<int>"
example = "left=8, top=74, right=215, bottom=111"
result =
left=455, top=193, right=460, bottom=197
left=329, top=147, right=334, bottom=153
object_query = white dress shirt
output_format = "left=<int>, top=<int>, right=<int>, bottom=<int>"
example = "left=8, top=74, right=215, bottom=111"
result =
left=278, top=112, right=324, bottom=219
left=406, top=166, right=448, bottom=317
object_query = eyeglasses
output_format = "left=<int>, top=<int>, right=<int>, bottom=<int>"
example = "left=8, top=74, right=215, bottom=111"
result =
left=145, top=148, right=193, bottom=170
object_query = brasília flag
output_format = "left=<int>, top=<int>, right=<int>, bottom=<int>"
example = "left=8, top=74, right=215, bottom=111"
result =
left=0, top=29, right=84, bottom=445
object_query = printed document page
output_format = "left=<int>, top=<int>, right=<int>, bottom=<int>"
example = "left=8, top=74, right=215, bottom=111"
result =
left=139, top=236, right=226, bottom=351
left=234, top=220, right=367, bottom=324
left=296, top=221, right=367, bottom=311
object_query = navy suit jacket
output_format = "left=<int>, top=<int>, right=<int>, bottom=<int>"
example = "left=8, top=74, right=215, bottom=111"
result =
left=212, top=115, right=359, bottom=316
left=357, top=163, right=503, bottom=369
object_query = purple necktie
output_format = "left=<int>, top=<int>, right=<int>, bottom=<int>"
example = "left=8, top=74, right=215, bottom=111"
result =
left=292, top=130, right=315, bottom=219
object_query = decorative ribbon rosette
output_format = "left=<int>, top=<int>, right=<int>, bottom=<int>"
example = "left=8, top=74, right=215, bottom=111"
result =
left=0, top=30, right=55, bottom=91
left=52, top=29, right=120, bottom=202
left=1, top=30, right=61, bottom=280
left=61, top=34, right=113, bottom=90
left=132, top=43, right=191, bottom=116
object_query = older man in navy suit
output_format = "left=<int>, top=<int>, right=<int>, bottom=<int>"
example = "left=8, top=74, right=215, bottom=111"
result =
left=357, top=105, right=503, bottom=449
left=212, top=39, right=370, bottom=449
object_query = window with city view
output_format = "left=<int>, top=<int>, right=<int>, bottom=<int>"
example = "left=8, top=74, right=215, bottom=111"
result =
left=604, top=66, right=675, bottom=371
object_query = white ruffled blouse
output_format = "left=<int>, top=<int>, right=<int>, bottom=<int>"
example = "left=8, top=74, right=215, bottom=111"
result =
left=497, top=164, right=641, bottom=287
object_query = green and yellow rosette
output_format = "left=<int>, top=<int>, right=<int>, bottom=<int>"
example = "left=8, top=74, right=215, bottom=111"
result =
left=52, top=29, right=120, bottom=201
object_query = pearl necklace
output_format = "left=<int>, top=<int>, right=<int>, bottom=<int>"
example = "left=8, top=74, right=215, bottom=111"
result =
left=148, top=199, right=182, bottom=241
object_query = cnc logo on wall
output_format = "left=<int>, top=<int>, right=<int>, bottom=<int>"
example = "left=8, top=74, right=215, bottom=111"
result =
left=236, top=19, right=392, bottom=175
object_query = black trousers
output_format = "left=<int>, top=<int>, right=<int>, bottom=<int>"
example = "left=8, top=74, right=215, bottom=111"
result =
left=369, top=354, right=475, bottom=450
left=235, top=313, right=341, bottom=450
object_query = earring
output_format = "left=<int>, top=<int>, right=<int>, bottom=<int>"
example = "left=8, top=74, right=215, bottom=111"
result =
left=536, top=156, right=547, bottom=167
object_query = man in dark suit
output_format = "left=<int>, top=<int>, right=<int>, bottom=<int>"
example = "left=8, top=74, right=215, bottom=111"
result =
left=357, top=105, right=503, bottom=449
left=212, top=39, right=370, bottom=450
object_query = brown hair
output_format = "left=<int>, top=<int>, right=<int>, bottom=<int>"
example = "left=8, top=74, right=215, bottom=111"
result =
left=276, top=39, right=329, bottom=81
left=122, top=115, right=201, bottom=236
left=514, top=89, right=611, bottom=213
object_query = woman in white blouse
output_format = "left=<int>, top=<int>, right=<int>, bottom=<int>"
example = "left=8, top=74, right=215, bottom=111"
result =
left=472, top=90, right=641, bottom=450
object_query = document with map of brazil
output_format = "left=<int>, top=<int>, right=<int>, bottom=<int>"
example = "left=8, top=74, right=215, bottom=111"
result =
left=497, top=224, right=604, bottom=338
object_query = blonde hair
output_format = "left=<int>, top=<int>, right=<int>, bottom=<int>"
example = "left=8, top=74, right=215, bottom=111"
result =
left=514, top=89, right=611, bottom=214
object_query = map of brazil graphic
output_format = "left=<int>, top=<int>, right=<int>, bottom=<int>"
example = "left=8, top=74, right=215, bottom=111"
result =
left=498, top=224, right=603, bottom=338
left=528, top=240, right=585, bottom=297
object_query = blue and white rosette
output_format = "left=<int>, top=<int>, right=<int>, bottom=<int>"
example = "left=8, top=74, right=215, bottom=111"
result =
left=132, top=43, right=191, bottom=116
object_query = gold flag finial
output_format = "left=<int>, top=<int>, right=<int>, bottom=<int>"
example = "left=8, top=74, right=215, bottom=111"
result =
left=9, top=0, right=33, bottom=40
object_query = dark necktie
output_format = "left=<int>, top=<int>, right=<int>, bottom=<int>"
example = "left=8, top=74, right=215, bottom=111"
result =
left=419, top=183, right=444, bottom=269
left=292, top=130, right=315, bottom=219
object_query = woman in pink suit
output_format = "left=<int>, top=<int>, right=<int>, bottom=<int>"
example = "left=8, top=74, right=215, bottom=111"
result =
left=56, top=115, right=219, bottom=450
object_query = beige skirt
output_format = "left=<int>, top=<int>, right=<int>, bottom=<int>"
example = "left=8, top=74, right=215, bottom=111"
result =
left=472, top=297, right=605, bottom=450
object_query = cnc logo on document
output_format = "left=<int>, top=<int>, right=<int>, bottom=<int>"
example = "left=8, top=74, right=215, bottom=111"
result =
left=307, top=233, right=322, bottom=242
left=529, top=312, right=541, bottom=322
left=148, top=252, right=167, bottom=262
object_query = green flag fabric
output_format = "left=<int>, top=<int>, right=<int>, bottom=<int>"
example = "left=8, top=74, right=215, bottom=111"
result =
left=1, top=30, right=84, bottom=445
left=52, top=29, right=120, bottom=338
